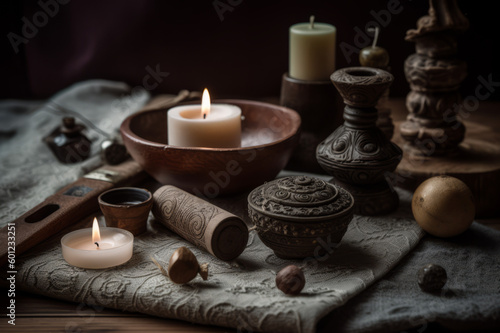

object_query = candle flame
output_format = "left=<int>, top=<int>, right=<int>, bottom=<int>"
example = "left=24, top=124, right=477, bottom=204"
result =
left=92, top=217, right=101, bottom=244
left=201, top=88, right=210, bottom=119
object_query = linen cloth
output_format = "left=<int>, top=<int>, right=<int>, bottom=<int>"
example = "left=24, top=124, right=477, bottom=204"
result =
left=0, top=80, right=497, bottom=332
left=320, top=222, right=500, bottom=332
left=0, top=79, right=150, bottom=224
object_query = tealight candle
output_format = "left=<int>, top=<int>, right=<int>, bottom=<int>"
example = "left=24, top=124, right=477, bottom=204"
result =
left=167, top=89, right=241, bottom=148
left=61, top=218, right=133, bottom=269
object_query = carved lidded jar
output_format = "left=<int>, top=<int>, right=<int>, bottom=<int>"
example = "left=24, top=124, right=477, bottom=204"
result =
left=247, top=175, right=354, bottom=259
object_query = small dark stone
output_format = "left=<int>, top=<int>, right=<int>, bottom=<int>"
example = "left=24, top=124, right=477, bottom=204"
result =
left=101, top=139, right=129, bottom=165
left=418, top=264, right=447, bottom=292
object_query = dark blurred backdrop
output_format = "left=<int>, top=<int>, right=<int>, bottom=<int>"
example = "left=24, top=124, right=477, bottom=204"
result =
left=1, top=0, right=498, bottom=100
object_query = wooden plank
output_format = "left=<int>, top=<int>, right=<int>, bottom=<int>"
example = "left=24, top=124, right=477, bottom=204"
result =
left=1, top=290, right=135, bottom=317
left=0, top=291, right=228, bottom=332
left=0, top=317, right=229, bottom=333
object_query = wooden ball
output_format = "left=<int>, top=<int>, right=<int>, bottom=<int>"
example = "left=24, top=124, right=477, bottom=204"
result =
left=412, top=176, right=475, bottom=237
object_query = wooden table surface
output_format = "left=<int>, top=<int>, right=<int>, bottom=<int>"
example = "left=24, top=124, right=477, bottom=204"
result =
left=1, top=98, right=499, bottom=333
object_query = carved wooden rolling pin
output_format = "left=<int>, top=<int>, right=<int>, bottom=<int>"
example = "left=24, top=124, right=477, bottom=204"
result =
left=0, top=159, right=146, bottom=267
left=152, top=185, right=249, bottom=261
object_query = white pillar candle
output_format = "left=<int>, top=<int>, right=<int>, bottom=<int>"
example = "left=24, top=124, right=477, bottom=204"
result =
left=61, top=218, right=133, bottom=269
left=289, top=15, right=336, bottom=81
left=167, top=89, right=241, bottom=148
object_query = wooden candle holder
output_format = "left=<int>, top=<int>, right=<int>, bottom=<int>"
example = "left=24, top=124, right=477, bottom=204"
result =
left=280, top=73, right=343, bottom=173
left=317, top=67, right=402, bottom=215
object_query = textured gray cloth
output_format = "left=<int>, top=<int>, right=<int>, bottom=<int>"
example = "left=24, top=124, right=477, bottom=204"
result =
left=320, top=222, right=500, bottom=332
left=0, top=80, right=150, bottom=224
left=1, top=81, right=498, bottom=332
left=7, top=188, right=422, bottom=333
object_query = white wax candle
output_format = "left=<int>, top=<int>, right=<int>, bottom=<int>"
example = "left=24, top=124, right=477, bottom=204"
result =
left=289, top=16, right=336, bottom=81
left=167, top=95, right=241, bottom=148
left=61, top=227, right=133, bottom=269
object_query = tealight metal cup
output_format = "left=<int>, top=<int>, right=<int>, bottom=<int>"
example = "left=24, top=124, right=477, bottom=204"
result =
left=98, top=187, right=153, bottom=235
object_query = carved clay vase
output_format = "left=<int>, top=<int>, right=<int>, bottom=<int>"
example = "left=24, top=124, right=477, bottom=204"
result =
left=316, top=67, right=402, bottom=215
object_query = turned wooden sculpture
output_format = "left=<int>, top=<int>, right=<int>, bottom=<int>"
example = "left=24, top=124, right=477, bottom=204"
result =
left=317, top=67, right=402, bottom=215
left=392, top=0, right=500, bottom=217
left=400, top=0, right=469, bottom=156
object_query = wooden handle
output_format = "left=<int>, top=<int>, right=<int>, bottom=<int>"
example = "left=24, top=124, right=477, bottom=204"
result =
left=0, top=160, right=146, bottom=267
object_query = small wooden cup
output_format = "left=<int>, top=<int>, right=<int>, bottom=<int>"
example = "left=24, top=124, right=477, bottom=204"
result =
left=98, top=187, right=153, bottom=235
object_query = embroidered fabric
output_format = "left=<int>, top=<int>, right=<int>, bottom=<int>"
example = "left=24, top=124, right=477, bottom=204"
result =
left=10, top=192, right=423, bottom=333
left=0, top=80, right=426, bottom=332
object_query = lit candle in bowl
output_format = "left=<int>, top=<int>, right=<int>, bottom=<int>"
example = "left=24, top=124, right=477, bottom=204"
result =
left=61, top=218, right=134, bottom=269
left=167, top=89, right=241, bottom=148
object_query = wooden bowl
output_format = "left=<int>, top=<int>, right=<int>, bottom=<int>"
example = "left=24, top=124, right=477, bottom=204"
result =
left=120, top=99, right=301, bottom=196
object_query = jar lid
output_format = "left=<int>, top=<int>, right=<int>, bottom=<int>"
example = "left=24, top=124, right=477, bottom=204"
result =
left=248, top=175, right=354, bottom=221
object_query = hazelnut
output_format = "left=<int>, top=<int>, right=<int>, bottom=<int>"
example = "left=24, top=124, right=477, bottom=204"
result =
left=418, top=264, right=447, bottom=292
left=152, top=246, right=208, bottom=284
left=276, top=265, right=305, bottom=295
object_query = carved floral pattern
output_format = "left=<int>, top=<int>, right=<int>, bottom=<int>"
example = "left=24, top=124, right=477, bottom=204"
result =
left=152, top=186, right=225, bottom=250
left=404, top=54, right=467, bottom=92
left=317, top=115, right=401, bottom=185
left=331, top=67, right=394, bottom=108
left=247, top=176, right=354, bottom=259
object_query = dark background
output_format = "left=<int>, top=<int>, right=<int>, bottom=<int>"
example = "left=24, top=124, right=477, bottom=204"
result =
left=1, top=0, right=498, bottom=101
